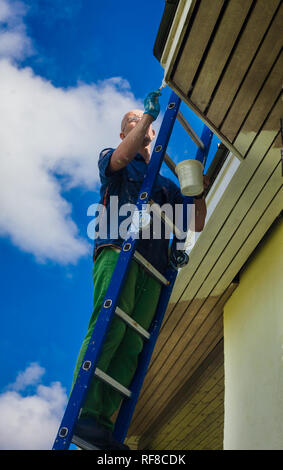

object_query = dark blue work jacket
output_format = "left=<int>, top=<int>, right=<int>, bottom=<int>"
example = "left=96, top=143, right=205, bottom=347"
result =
left=93, top=148, right=185, bottom=275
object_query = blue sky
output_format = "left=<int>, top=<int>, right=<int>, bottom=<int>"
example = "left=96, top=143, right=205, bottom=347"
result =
left=0, top=0, right=219, bottom=449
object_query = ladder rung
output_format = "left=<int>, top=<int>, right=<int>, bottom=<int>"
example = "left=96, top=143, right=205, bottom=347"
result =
left=177, top=111, right=205, bottom=150
left=72, top=435, right=100, bottom=450
left=115, top=307, right=150, bottom=340
left=133, top=251, right=169, bottom=286
left=94, top=368, right=131, bottom=398
left=149, top=199, right=183, bottom=240
left=164, top=152, right=177, bottom=176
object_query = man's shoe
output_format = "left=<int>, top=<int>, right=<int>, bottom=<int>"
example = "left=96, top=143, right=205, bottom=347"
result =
left=108, top=435, right=130, bottom=450
left=73, top=417, right=130, bottom=450
left=73, top=417, right=113, bottom=449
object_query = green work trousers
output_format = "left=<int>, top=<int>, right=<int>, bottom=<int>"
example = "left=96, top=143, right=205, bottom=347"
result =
left=72, top=247, right=162, bottom=431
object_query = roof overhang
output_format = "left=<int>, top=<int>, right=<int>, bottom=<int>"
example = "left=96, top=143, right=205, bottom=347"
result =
left=154, top=0, right=282, bottom=162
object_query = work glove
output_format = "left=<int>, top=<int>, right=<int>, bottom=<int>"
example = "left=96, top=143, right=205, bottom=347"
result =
left=144, top=90, right=161, bottom=121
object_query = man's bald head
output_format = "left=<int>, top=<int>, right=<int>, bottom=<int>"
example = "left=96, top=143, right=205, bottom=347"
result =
left=119, top=108, right=156, bottom=155
left=121, top=109, right=144, bottom=132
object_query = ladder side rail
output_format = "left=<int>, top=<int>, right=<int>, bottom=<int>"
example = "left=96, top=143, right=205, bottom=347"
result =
left=52, top=248, right=136, bottom=450
left=52, top=91, right=181, bottom=450
left=137, top=94, right=181, bottom=206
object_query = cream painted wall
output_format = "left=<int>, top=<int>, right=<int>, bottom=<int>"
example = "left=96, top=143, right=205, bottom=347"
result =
left=223, top=219, right=283, bottom=450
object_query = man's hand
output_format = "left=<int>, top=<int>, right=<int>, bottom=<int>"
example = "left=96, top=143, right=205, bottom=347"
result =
left=192, top=174, right=209, bottom=231
left=194, top=174, right=210, bottom=199
left=203, top=174, right=210, bottom=193
left=144, top=90, right=161, bottom=121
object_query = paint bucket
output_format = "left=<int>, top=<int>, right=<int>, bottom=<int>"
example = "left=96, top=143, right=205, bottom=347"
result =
left=175, top=159, right=204, bottom=196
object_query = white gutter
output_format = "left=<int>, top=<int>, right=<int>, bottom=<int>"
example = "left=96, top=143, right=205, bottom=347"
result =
left=161, top=0, right=197, bottom=82
left=185, top=152, right=241, bottom=253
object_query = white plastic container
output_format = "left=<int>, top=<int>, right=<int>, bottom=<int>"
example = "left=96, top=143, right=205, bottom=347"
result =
left=175, top=159, right=204, bottom=196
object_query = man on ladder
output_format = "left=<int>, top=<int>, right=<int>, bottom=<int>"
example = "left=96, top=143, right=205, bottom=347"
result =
left=70, top=90, right=208, bottom=450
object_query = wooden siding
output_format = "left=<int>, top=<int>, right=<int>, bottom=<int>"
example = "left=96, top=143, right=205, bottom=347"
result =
left=140, top=340, right=225, bottom=450
left=126, top=282, right=237, bottom=448
left=171, top=0, right=282, bottom=159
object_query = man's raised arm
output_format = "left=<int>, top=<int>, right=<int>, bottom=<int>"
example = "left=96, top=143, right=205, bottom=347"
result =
left=108, top=90, right=161, bottom=173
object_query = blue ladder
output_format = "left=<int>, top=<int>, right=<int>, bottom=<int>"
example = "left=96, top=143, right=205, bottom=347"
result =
left=52, top=91, right=213, bottom=450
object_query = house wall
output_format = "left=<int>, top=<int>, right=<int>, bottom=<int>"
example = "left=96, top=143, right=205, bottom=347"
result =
left=223, top=217, right=283, bottom=449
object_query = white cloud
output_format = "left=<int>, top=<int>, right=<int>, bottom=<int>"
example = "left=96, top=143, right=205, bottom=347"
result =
left=0, top=363, right=67, bottom=450
left=9, top=362, right=45, bottom=391
left=0, top=0, right=33, bottom=61
left=0, top=1, right=141, bottom=264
